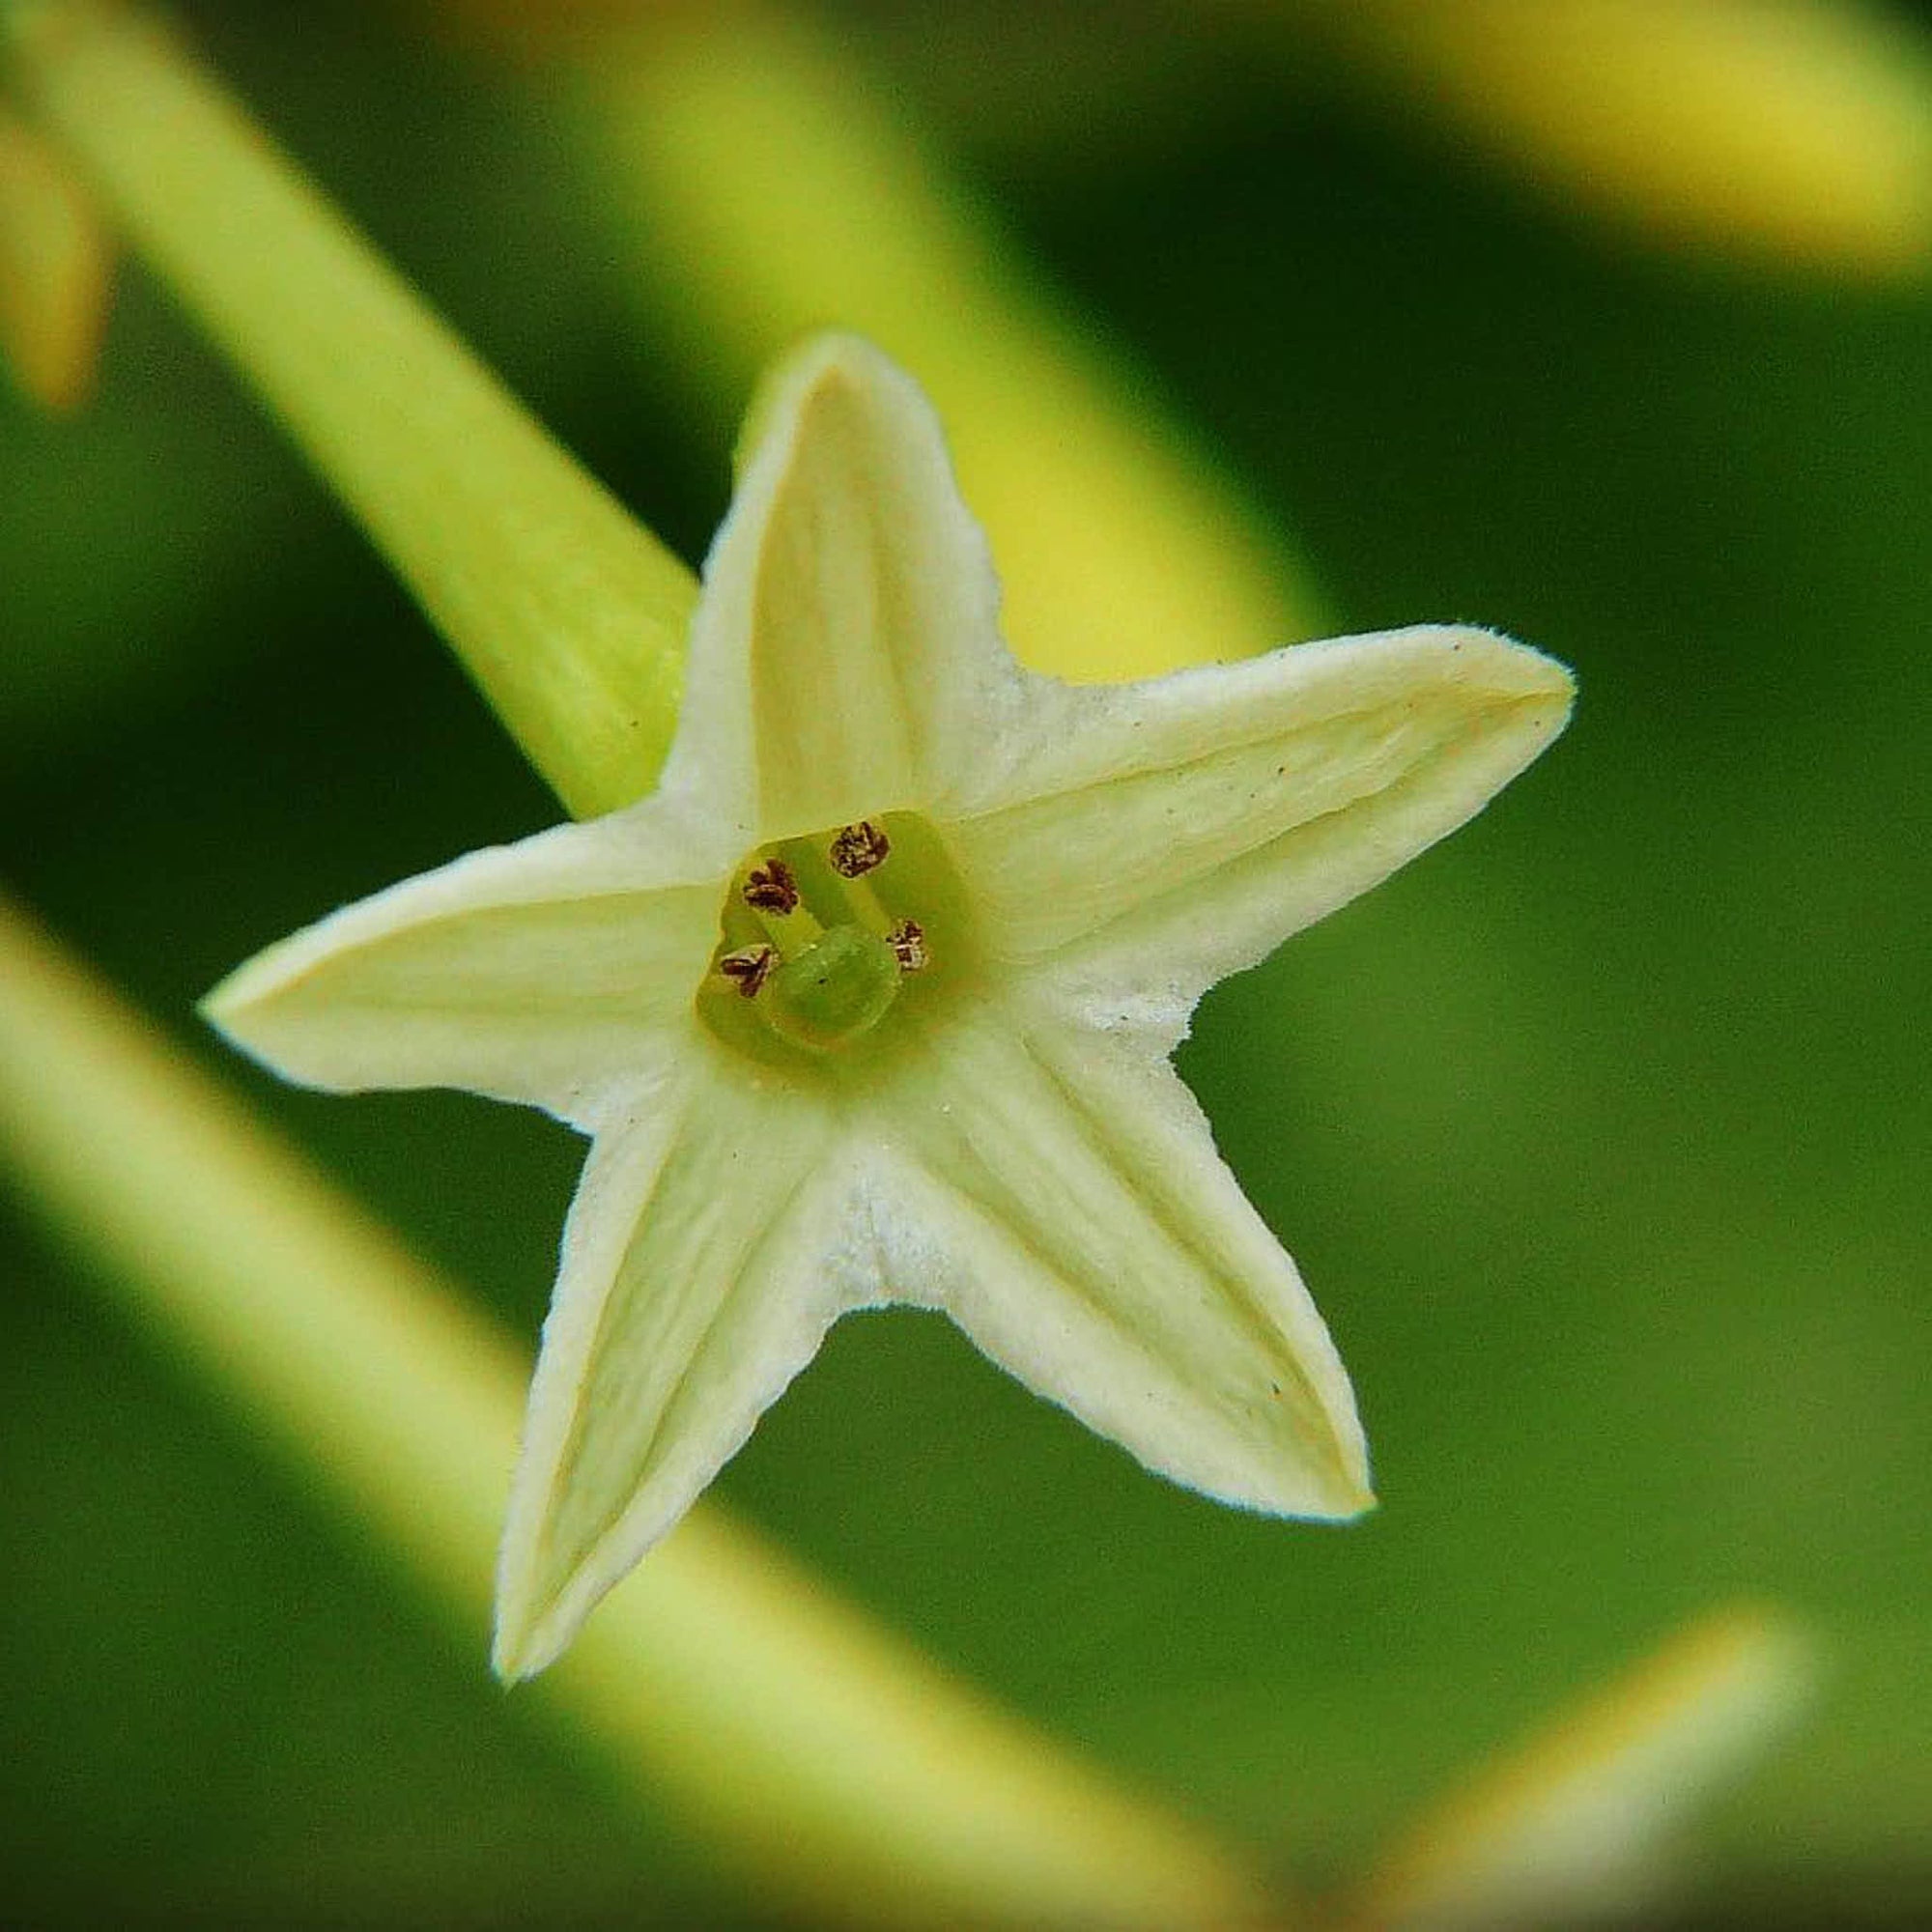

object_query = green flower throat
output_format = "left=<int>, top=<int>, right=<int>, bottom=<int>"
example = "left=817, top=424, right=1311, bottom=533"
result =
left=697, top=811, right=971, bottom=1066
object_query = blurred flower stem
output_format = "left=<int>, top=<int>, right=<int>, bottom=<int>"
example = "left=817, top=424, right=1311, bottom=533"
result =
left=1, top=0, right=695, bottom=818
left=545, top=0, right=1326, bottom=681
left=0, top=888, right=1277, bottom=1930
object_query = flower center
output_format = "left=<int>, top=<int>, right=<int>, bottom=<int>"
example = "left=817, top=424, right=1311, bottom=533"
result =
left=696, top=811, right=968, bottom=1068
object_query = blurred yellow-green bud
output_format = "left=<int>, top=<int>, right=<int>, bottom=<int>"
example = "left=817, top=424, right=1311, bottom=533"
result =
left=1355, top=1605, right=1814, bottom=1930
left=0, top=102, right=112, bottom=410
left=1321, top=0, right=1932, bottom=273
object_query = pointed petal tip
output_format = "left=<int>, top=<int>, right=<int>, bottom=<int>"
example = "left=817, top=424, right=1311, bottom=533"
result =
left=1157, top=1411, right=1375, bottom=1527
left=197, top=962, right=255, bottom=1031
left=1513, top=639, right=1579, bottom=714
left=490, top=1561, right=583, bottom=1685
left=1438, top=622, right=1577, bottom=696
left=733, top=327, right=923, bottom=478
left=197, top=920, right=319, bottom=1035
left=492, top=1523, right=648, bottom=1684
left=491, top=1489, right=589, bottom=1683
left=1432, top=623, right=1577, bottom=764
left=1252, top=1367, right=1377, bottom=1523
left=489, top=1614, right=551, bottom=1687
left=1300, top=1431, right=1377, bottom=1523
left=194, top=940, right=328, bottom=1081
left=196, top=956, right=275, bottom=1057
left=772, top=326, right=902, bottom=393
left=1312, top=1432, right=1377, bottom=1515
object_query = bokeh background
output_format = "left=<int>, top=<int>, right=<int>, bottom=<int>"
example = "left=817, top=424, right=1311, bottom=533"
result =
left=2, top=2, right=1928, bottom=1924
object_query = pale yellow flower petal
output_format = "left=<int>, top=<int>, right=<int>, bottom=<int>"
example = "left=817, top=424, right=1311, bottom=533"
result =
left=947, top=625, right=1572, bottom=1020
left=880, top=1005, right=1372, bottom=1520
left=204, top=800, right=725, bottom=1124
left=668, top=332, right=1020, bottom=847
left=495, top=1052, right=851, bottom=1679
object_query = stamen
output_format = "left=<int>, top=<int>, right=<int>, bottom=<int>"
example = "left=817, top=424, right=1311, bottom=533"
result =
left=888, top=919, right=927, bottom=974
left=717, top=945, right=777, bottom=998
left=829, top=821, right=891, bottom=878
left=743, top=859, right=800, bottom=915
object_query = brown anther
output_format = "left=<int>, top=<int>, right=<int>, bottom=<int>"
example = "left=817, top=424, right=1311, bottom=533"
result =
left=742, top=858, right=800, bottom=915
left=718, top=945, right=777, bottom=998
left=888, top=919, right=927, bottom=974
left=829, top=820, right=891, bottom=878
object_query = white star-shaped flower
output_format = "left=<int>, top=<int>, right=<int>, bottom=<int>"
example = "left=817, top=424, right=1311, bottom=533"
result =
left=206, top=334, right=1573, bottom=1678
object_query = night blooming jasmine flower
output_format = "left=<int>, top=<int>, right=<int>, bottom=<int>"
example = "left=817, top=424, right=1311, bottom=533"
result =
left=206, top=334, right=1573, bottom=1678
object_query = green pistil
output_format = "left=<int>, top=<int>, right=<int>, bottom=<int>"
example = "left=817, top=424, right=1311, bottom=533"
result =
left=748, top=895, right=824, bottom=961
left=732, top=828, right=910, bottom=1051
left=762, top=924, right=902, bottom=1054
left=838, top=871, right=895, bottom=941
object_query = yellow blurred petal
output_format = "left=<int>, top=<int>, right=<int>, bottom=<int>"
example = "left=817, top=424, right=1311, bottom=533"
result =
left=575, top=3, right=1327, bottom=682
left=0, top=103, right=113, bottom=411
left=1329, top=0, right=1932, bottom=272
left=0, top=889, right=1277, bottom=1930
left=1355, top=1605, right=1814, bottom=1930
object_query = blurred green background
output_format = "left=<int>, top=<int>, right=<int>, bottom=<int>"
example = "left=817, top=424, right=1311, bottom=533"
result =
left=2, top=2, right=1928, bottom=1924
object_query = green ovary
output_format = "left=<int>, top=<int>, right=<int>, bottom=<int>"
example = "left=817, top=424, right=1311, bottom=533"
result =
left=696, top=810, right=973, bottom=1071
left=765, top=924, right=902, bottom=1053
